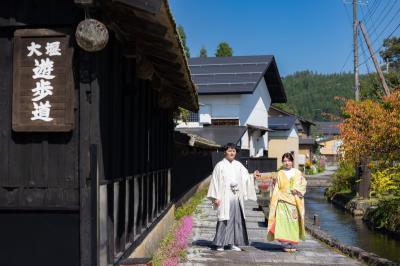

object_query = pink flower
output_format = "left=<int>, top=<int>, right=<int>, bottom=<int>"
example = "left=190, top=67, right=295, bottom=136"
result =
left=163, top=257, right=178, bottom=266
left=161, top=216, right=193, bottom=265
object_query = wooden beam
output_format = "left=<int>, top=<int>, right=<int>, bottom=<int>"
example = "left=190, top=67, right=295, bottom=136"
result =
left=150, top=57, right=182, bottom=71
left=134, top=36, right=174, bottom=49
left=140, top=45, right=177, bottom=62
left=118, top=10, right=169, bottom=37
left=122, top=41, right=136, bottom=58
left=152, top=64, right=184, bottom=79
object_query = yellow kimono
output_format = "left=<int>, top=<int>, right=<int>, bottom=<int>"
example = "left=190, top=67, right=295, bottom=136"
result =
left=267, top=169, right=307, bottom=244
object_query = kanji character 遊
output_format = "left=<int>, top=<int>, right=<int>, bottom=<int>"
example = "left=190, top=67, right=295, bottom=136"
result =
left=32, top=58, right=55, bottom=80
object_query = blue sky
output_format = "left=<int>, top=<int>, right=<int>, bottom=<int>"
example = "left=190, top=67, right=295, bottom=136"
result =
left=169, top=0, right=400, bottom=76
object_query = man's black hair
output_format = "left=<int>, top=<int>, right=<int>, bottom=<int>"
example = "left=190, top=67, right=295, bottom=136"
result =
left=223, top=143, right=238, bottom=152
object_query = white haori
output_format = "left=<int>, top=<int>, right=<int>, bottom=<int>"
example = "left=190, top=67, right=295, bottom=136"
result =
left=207, top=158, right=257, bottom=221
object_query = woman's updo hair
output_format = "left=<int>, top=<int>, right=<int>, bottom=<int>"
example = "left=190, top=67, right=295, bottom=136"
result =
left=281, top=152, right=294, bottom=162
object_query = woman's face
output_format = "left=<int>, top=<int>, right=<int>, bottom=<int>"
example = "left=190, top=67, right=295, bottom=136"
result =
left=282, top=157, right=293, bottom=169
left=224, top=148, right=237, bottom=161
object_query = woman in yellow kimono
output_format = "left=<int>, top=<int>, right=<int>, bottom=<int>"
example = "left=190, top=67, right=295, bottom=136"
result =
left=267, top=153, right=307, bottom=252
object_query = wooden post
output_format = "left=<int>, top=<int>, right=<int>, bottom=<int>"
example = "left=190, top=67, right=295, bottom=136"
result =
left=358, top=160, right=371, bottom=199
left=313, top=214, right=320, bottom=226
left=359, top=21, right=391, bottom=96
left=90, top=144, right=99, bottom=266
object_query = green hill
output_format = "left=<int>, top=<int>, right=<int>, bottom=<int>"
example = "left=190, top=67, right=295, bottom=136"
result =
left=276, top=70, right=400, bottom=121
left=276, top=71, right=355, bottom=121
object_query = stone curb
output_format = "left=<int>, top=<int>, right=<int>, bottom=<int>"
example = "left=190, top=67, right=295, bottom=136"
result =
left=305, top=217, right=399, bottom=266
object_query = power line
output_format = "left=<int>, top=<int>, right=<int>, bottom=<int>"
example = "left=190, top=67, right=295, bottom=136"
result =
left=367, top=0, right=398, bottom=45
left=359, top=21, right=400, bottom=66
left=340, top=50, right=353, bottom=72
left=341, top=0, right=353, bottom=26
left=339, top=0, right=355, bottom=72
left=360, top=0, right=380, bottom=27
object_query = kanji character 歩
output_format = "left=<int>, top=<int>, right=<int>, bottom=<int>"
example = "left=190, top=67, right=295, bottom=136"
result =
left=45, top=41, right=61, bottom=56
left=31, top=101, right=53, bottom=122
left=31, top=79, right=53, bottom=101
left=32, top=58, right=55, bottom=80
left=27, top=42, right=42, bottom=57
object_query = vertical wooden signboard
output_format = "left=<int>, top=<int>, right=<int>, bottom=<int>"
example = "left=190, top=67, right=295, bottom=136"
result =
left=12, top=29, right=74, bottom=132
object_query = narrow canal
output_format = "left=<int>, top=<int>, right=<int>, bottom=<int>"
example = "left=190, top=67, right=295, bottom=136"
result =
left=305, top=188, right=400, bottom=263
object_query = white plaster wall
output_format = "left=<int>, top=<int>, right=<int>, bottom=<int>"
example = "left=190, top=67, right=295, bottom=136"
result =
left=241, top=131, right=249, bottom=150
left=240, top=78, right=271, bottom=128
left=175, top=79, right=271, bottom=156
left=198, top=94, right=241, bottom=119
left=175, top=122, right=201, bottom=128
left=269, top=127, right=298, bottom=138
left=239, top=78, right=271, bottom=154
left=199, top=104, right=211, bottom=124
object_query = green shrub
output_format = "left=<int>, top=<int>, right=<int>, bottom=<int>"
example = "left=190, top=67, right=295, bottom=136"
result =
left=364, top=198, right=400, bottom=234
left=175, top=187, right=208, bottom=220
left=305, top=168, right=315, bottom=175
left=370, top=163, right=400, bottom=198
left=317, top=165, right=325, bottom=173
left=327, top=160, right=356, bottom=195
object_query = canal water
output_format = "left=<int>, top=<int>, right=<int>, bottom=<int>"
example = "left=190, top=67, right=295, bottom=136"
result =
left=305, top=188, right=400, bottom=263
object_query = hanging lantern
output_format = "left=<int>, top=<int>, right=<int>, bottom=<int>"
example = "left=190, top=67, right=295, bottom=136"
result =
left=75, top=19, right=109, bottom=52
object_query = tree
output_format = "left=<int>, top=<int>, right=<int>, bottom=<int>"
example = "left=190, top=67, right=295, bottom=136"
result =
left=215, top=42, right=233, bottom=57
left=272, top=103, right=297, bottom=114
left=379, top=36, right=400, bottom=71
left=177, top=25, right=190, bottom=58
left=199, top=46, right=207, bottom=58
left=339, top=88, right=400, bottom=164
left=281, top=71, right=354, bottom=121
left=339, top=88, right=400, bottom=197
left=360, top=71, right=400, bottom=100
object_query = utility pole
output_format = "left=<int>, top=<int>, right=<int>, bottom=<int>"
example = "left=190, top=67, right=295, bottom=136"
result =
left=359, top=21, right=391, bottom=96
left=353, top=0, right=360, bottom=101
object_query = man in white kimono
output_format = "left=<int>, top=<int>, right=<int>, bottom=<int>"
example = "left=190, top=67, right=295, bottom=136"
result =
left=207, top=143, right=259, bottom=251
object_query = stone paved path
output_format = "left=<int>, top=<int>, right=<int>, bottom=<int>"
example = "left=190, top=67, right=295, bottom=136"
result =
left=181, top=198, right=363, bottom=266
left=306, top=165, right=337, bottom=188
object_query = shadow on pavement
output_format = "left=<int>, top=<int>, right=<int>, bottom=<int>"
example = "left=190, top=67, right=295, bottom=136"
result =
left=257, top=221, right=267, bottom=228
left=251, top=241, right=283, bottom=251
left=192, top=239, right=214, bottom=247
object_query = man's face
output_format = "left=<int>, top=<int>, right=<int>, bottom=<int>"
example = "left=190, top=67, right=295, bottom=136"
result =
left=283, top=157, right=293, bottom=169
left=224, top=147, right=237, bottom=161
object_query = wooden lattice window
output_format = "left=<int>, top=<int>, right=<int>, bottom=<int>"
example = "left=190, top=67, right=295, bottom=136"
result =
left=211, top=119, right=239, bottom=126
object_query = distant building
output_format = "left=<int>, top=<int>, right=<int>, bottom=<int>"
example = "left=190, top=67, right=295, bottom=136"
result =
left=268, top=116, right=300, bottom=168
left=268, top=106, right=316, bottom=168
left=315, top=122, right=342, bottom=162
left=176, top=55, right=287, bottom=158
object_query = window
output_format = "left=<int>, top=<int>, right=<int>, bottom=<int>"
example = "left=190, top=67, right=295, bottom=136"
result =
left=211, top=119, right=239, bottom=126
left=188, top=111, right=199, bottom=122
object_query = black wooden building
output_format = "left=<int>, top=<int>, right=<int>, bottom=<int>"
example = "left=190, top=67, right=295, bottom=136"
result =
left=0, top=0, right=198, bottom=265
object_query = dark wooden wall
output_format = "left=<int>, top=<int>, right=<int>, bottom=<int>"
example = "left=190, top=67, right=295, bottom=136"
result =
left=0, top=1, right=83, bottom=265
left=171, top=144, right=214, bottom=201
left=87, top=36, right=175, bottom=264
left=0, top=1, right=192, bottom=266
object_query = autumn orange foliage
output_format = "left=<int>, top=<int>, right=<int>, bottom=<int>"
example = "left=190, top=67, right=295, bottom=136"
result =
left=339, top=89, right=400, bottom=165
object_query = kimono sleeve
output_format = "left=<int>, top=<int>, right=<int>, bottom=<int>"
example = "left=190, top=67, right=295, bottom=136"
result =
left=207, top=163, right=221, bottom=201
left=241, top=165, right=257, bottom=201
left=294, top=170, right=307, bottom=196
